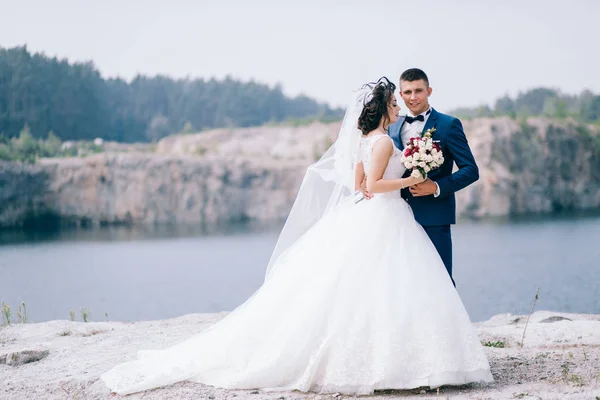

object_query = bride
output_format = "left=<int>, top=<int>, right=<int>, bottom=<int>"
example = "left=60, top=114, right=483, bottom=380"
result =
left=102, top=77, right=493, bottom=395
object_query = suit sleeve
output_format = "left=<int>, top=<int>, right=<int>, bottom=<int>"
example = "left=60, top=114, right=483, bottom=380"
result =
left=433, top=118, right=479, bottom=198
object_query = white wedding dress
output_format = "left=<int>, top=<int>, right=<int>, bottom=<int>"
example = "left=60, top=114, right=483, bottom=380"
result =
left=102, top=134, right=493, bottom=395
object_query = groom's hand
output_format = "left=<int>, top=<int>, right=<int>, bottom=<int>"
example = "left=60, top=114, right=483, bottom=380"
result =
left=409, top=178, right=437, bottom=197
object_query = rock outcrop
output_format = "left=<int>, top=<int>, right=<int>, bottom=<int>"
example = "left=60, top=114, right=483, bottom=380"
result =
left=0, top=349, right=49, bottom=366
left=1, top=118, right=599, bottom=228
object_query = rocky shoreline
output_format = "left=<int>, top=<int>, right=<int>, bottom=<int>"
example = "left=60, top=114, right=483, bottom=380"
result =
left=1, top=311, right=599, bottom=399
left=1, top=117, right=600, bottom=229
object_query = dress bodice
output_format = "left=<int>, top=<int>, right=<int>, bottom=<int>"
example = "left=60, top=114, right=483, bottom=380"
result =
left=359, top=134, right=406, bottom=198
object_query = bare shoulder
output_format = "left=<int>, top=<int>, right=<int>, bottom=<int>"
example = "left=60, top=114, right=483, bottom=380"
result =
left=371, top=135, right=393, bottom=156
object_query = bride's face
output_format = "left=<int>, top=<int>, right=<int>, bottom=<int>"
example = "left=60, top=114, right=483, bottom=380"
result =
left=387, top=95, right=401, bottom=124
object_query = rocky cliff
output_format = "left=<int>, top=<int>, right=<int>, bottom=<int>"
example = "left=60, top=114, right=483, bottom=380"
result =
left=461, top=117, right=600, bottom=218
left=0, top=162, right=50, bottom=228
left=1, top=118, right=599, bottom=228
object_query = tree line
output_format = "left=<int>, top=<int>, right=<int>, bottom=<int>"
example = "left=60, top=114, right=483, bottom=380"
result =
left=450, top=87, right=600, bottom=122
left=0, top=46, right=342, bottom=144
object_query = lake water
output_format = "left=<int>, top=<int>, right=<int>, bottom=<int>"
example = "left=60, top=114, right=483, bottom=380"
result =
left=1, top=214, right=599, bottom=323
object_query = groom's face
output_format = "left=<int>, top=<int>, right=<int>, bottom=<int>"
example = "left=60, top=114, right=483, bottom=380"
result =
left=399, top=79, right=432, bottom=116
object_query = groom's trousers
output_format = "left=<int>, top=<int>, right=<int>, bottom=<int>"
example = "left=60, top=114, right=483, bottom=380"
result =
left=422, top=225, right=455, bottom=287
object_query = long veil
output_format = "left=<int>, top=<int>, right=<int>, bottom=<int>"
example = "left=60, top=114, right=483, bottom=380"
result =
left=264, top=85, right=374, bottom=280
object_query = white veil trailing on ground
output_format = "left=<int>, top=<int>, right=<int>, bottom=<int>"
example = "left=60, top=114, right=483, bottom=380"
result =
left=264, top=84, right=375, bottom=281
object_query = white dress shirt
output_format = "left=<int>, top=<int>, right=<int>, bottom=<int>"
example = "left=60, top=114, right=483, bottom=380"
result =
left=400, top=108, right=431, bottom=149
left=400, top=107, right=441, bottom=197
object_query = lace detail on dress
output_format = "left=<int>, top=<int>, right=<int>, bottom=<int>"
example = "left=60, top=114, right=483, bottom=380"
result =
left=359, top=134, right=406, bottom=198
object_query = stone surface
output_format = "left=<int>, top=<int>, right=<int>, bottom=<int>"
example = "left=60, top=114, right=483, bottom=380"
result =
left=0, top=311, right=599, bottom=399
left=540, top=316, right=572, bottom=323
left=1, top=118, right=599, bottom=228
left=1, top=349, right=49, bottom=366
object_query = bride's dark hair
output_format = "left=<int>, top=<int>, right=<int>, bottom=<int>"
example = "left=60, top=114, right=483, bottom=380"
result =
left=358, top=77, right=396, bottom=135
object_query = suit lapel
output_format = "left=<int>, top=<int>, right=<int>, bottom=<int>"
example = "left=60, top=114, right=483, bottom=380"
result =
left=421, top=108, right=438, bottom=137
left=422, top=108, right=442, bottom=178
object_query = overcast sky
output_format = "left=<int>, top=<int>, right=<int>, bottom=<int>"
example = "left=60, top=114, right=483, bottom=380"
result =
left=1, top=0, right=598, bottom=111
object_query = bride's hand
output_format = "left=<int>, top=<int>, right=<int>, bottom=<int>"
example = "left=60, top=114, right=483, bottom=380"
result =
left=411, top=173, right=427, bottom=185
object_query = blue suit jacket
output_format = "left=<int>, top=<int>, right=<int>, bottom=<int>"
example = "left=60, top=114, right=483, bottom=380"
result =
left=388, top=108, right=479, bottom=226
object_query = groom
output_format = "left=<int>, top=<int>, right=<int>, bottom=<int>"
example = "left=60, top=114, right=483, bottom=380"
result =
left=388, top=68, right=479, bottom=286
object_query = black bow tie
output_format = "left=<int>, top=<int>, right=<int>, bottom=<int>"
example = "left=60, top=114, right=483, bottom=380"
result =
left=404, top=109, right=431, bottom=124
left=404, top=115, right=424, bottom=124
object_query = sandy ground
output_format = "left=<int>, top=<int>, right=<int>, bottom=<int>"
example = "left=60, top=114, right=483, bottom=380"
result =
left=1, top=310, right=599, bottom=400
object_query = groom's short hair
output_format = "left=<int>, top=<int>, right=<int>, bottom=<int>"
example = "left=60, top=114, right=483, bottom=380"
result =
left=400, top=68, right=429, bottom=87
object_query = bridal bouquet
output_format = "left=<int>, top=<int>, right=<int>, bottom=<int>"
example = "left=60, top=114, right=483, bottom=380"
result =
left=400, top=128, right=444, bottom=179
